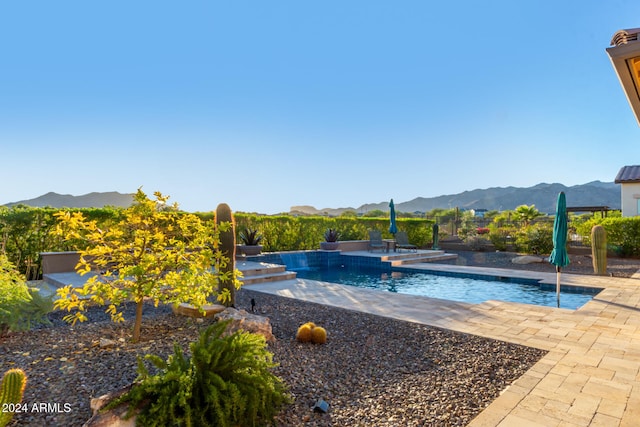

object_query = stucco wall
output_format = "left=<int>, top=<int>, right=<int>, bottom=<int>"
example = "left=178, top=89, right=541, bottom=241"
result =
left=620, top=182, right=640, bottom=217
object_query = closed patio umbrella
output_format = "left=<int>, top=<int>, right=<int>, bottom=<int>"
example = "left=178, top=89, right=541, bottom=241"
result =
left=549, top=192, right=570, bottom=308
left=389, top=199, right=398, bottom=236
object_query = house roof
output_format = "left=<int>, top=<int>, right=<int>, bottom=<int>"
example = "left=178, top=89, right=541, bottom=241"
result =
left=610, top=28, right=640, bottom=46
left=615, top=165, right=640, bottom=183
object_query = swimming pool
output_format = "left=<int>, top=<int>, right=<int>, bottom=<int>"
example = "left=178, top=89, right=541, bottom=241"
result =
left=294, top=266, right=600, bottom=310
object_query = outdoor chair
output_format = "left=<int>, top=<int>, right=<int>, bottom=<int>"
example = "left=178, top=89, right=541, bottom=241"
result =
left=395, top=231, right=417, bottom=252
left=368, top=230, right=386, bottom=252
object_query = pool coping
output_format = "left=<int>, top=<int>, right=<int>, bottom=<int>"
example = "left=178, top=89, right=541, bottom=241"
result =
left=246, top=263, right=640, bottom=426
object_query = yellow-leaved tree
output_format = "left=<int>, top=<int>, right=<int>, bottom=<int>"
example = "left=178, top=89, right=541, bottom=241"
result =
left=53, top=189, right=241, bottom=342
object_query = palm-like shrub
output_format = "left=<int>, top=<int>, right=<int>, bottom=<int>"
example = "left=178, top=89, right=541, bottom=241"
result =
left=239, top=227, right=263, bottom=246
left=323, top=228, right=340, bottom=242
left=112, top=320, right=290, bottom=426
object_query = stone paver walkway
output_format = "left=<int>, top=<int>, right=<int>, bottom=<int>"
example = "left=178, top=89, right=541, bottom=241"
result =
left=247, top=264, right=640, bottom=426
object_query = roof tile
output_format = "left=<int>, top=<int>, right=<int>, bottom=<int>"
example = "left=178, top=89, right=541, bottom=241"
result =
left=615, top=165, right=640, bottom=183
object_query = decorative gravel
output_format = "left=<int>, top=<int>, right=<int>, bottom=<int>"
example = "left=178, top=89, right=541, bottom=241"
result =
left=1, top=286, right=547, bottom=427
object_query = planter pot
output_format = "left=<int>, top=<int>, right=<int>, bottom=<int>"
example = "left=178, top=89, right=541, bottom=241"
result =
left=239, top=245, right=263, bottom=256
left=320, top=242, right=340, bottom=251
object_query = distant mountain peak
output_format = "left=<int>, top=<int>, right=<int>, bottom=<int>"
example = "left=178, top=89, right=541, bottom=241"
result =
left=290, top=181, right=620, bottom=216
left=4, top=191, right=136, bottom=209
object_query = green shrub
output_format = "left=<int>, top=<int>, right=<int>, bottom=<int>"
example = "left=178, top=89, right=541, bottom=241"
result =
left=0, top=254, right=52, bottom=335
left=112, top=320, right=290, bottom=427
left=575, top=217, right=640, bottom=257
left=232, top=214, right=434, bottom=251
left=514, top=224, right=554, bottom=255
left=464, top=235, right=491, bottom=251
left=488, top=226, right=516, bottom=251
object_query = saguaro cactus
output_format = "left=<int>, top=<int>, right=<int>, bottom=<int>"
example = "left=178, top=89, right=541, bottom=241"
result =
left=0, top=368, right=26, bottom=427
left=432, top=223, right=440, bottom=250
left=216, top=203, right=237, bottom=307
left=591, top=225, right=607, bottom=276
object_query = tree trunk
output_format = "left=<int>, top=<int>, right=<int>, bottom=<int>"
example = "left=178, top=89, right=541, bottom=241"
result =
left=132, top=300, right=144, bottom=342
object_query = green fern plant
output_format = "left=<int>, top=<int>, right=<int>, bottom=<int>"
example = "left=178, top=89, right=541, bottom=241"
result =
left=110, top=320, right=290, bottom=426
left=0, top=368, right=27, bottom=427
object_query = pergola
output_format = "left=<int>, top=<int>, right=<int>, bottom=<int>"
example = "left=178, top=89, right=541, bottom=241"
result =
left=566, top=206, right=612, bottom=217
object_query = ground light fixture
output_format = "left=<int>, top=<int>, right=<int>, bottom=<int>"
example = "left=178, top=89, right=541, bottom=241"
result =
left=607, top=28, right=640, bottom=126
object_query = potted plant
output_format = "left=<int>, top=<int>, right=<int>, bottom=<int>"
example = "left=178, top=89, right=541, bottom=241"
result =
left=320, top=228, right=340, bottom=250
left=238, top=227, right=263, bottom=256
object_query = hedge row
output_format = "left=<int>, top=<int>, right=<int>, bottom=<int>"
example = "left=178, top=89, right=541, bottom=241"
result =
left=0, top=206, right=435, bottom=279
left=574, top=216, right=640, bottom=257
left=232, top=214, right=434, bottom=252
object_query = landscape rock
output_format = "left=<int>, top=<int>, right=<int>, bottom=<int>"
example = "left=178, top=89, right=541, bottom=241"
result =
left=84, top=385, right=136, bottom=427
left=214, top=307, right=275, bottom=342
left=511, top=255, right=545, bottom=264
left=99, top=338, right=118, bottom=348
left=172, top=302, right=226, bottom=318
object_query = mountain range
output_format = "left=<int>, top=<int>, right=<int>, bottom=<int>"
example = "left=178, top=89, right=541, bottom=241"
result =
left=3, top=181, right=621, bottom=214
left=3, top=191, right=135, bottom=209
left=290, top=181, right=621, bottom=216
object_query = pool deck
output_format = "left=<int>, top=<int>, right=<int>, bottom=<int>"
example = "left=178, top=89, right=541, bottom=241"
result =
left=246, top=255, right=640, bottom=426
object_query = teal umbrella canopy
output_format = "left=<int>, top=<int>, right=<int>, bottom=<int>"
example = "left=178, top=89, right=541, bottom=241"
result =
left=549, top=192, right=570, bottom=268
left=389, top=199, right=398, bottom=235
left=549, top=191, right=569, bottom=308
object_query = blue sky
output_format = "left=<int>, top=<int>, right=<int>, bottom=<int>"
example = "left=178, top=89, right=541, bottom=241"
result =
left=2, top=1, right=640, bottom=214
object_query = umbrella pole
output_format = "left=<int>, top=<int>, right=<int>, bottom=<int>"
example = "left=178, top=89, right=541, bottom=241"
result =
left=556, top=266, right=561, bottom=308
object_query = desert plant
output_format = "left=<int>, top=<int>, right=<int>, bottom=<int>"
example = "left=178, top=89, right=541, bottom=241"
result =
left=464, top=235, right=490, bottom=251
left=0, top=254, right=31, bottom=335
left=296, top=322, right=327, bottom=344
left=0, top=254, right=51, bottom=335
left=216, top=203, right=240, bottom=307
left=514, top=224, right=554, bottom=255
left=0, top=368, right=27, bottom=427
left=111, top=320, right=290, bottom=427
left=296, top=323, right=313, bottom=343
left=239, top=227, right=263, bottom=246
left=52, top=189, right=230, bottom=342
left=311, top=326, right=327, bottom=344
left=591, top=225, right=607, bottom=275
left=513, top=204, right=544, bottom=227
left=432, top=223, right=440, bottom=249
left=324, top=228, right=340, bottom=242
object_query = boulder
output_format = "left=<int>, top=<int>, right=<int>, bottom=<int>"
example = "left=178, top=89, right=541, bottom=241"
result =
left=172, top=302, right=226, bottom=318
left=98, top=338, right=118, bottom=348
left=83, top=385, right=137, bottom=427
left=214, top=307, right=275, bottom=342
left=511, top=255, right=545, bottom=264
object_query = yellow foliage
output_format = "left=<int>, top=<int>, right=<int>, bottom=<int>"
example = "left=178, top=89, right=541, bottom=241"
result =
left=51, top=188, right=239, bottom=342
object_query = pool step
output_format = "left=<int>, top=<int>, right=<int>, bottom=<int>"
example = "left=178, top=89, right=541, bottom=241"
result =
left=237, top=261, right=297, bottom=285
left=389, top=252, right=458, bottom=266
left=240, top=271, right=297, bottom=285
left=237, top=262, right=287, bottom=276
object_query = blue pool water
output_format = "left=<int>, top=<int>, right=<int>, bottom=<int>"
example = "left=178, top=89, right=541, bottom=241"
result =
left=294, top=266, right=599, bottom=310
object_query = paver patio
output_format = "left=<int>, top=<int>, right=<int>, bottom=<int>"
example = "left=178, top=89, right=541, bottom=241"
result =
left=247, top=260, right=640, bottom=426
